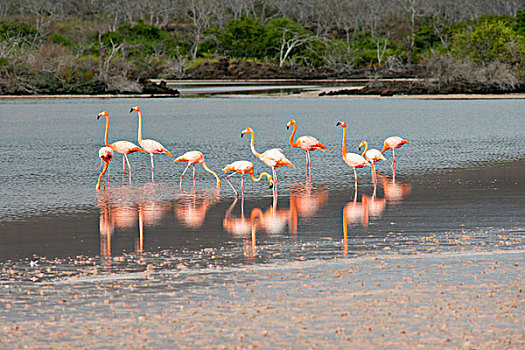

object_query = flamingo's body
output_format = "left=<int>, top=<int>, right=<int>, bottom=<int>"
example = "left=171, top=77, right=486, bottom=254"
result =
left=173, top=151, right=221, bottom=188
left=96, top=147, right=114, bottom=191
left=381, top=136, right=412, bottom=176
left=241, top=127, right=294, bottom=196
left=97, top=111, right=145, bottom=185
left=359, top=141, right=386, bottom=182
left=286, top=119, right=328, bottom=177
left=130, top=106, right=172, bottom=182
left=336, top=122, right=370, bottom=194
left=223, top=160, right=274, bottom=197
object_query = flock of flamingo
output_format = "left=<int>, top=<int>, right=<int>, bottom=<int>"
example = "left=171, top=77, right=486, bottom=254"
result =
left=96, top=106, right=412, bottom=195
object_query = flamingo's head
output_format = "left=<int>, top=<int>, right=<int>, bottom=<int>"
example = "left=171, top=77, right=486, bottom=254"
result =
left=97, top=111, right=109, bottom=119
left=358, top=141, right=367, bottom=151
left=286, top=119, right=296, bottom=129
left=268, top=176, right=274, bottom=189
left=241, top=127, right=254, bottom=138
left=130, top=106, right=140, bottom=113
left=336, top=121, right=346, bottom=128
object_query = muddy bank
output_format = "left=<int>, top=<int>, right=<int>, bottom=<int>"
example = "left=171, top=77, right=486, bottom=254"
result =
left=0, top=78, right=180, bottom=97
left=320, top=80, right=525, bottom=97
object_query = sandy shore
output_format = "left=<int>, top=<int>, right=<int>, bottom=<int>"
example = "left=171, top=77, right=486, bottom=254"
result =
left=1, top=250, right=523, bottom=349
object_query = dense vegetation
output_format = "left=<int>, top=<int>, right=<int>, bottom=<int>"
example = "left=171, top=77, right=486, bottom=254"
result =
left=1, top=0, right=524, bottom=94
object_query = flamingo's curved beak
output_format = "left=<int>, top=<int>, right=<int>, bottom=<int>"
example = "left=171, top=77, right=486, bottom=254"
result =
left=129, top=108, right=133, bottom=113
left=240, top=133, right=244, bottom=138
left=336, top=122, right=341, bottom=126
left=97, top=115, right=100, bottom=120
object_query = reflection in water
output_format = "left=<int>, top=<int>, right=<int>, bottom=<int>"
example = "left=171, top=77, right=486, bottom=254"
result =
left=96, top=185, right=174, bottom=260
left=223, top=195, right=300, bottom=260
left=97, top=194, right=114, bottom=264
left=174, top=189, right=220, bottom=229
left=289, top=182, right=328, bottom=220
left=342, top=177, right=411, bottom=257
left=95, top=176, right=412, bottom=264
left=222, top=197, right=259, bottom=260
left=380, top=175, right=412, bottom=205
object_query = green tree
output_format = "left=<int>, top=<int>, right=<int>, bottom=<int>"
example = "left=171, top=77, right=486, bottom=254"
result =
left=216, top=16, right=266, bottom=58
left=451, top=17, right=525, bottom=67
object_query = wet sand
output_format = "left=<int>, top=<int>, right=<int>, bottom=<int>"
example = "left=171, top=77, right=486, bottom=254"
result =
left=1, top=251, right=523, bottom=349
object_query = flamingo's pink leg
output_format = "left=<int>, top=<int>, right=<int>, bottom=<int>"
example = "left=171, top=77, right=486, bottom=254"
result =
left=225, top=173, right=238, bottom=196
left=150, top=154, right=155, bottom=182
left=180, top=162, right=190, bottom=188
left=240, top=174, right=244, bottom=197
left=124, top=154, right=132, bottom=185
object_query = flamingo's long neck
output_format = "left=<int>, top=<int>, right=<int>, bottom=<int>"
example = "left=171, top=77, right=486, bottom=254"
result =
left=248, top=131, right=262, bottom=158
left=103, top=116, right=111, bottom=147
left=360, top=141, right=368, bottom=157
left=250, top=172, right=272, bottom=183
left=96, top=162, right=110, bottom=190
left=288, top=122, right=297, bottom=147
left=340, top=125, right=347, bottom=158
left=202, top=162, right=222, bottom=188
left=137, top=110, right=143, bottom=142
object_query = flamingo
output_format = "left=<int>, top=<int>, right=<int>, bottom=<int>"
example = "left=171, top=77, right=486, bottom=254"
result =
left=130, top=106, right=173, bottom=182
left=381, top=136, right=412, bottom=176
left=96, top=147, right=114, bottom=191
left=358, top=140, right=386, bottom=183
left=173, top=151, right=221, bottom=188
left=97, top=111, right=145, bottom=185
left=223, top=161, right=274, bottom=197
left=336, top=121, right=371, bottom=195
left=286, top=118, right=328, bottom=178
left=241, top=127, right=294, bottom=196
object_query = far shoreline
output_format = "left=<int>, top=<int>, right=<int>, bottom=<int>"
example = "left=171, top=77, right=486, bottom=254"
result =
left=2, top=86, right=525, bottom=100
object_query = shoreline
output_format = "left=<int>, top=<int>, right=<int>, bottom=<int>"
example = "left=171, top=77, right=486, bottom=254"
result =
left=3, top=91, right=525, bottom=100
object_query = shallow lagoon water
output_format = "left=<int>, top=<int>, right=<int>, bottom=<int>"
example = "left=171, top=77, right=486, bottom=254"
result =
left=1, top=97, right=524, bottom=262
left=0, top=97, right=524, bottom=347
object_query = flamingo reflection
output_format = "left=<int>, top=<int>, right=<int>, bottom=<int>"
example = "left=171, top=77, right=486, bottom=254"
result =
left=380, top=176, right=412, bottom=205
left=342, top=195, right=369, bottom=258
left=97, top=193, right=114, bottom=264
left=223, top=197, right=263, bottom=260
left=97, top=185, right=173, bottom=259
left=289, top=182, right=328, bottom=220
left=174, top=189, right=220, bottom=229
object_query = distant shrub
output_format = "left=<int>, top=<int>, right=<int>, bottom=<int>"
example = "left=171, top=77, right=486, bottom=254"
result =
left=48, top=33, right=75, bottom=50
left=0, top=22, right=38, bottom=46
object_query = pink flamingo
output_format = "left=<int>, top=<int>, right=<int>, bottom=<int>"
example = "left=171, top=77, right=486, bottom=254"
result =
left=336, top=122, right=370, bottom=195
left=241, top=127, right=295, bottom=196
left=223, top=160, right=274, bottom=197
left=130, top=106, right=173, bottom=182
left=358, top=140, right=386, bottom=183
left=286, top=118, right=328, bottom=178
left=96, top=147, right=114, bottom=191
left=173, top=151, right=221, bottom=188
left=97, top=111, right=145, bottom=185
left=381, top=136, right=412, bottom=176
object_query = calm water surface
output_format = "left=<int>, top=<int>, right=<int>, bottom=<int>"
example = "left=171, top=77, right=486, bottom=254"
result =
left=0, top=97, right=524, bottom=273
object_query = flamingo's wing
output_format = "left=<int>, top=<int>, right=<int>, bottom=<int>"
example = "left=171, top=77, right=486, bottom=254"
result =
left=141, top=139, right=171, bottom=156
left=297, top=136, right=328, bottom=151
left=112, top=141, right=144, bottom=154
